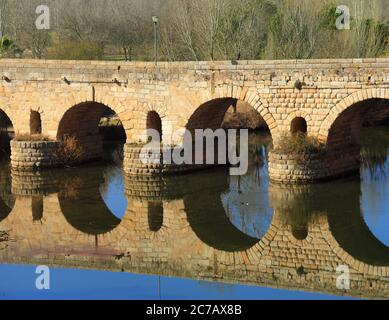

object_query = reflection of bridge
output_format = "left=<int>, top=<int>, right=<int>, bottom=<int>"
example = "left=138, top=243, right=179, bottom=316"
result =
left=2, top=59, right=389, bottom=182
left=1, top=169, right=389, bottom=299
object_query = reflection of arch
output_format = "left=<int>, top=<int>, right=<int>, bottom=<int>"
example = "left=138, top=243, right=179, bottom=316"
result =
left=58, top=166, right=122, bottom=235
left=0, top=163, right=15, bottom=222
left=0, top=197, right=13, bottom=222
left=57, top=102, right=126, bottom=162
left=183, top=170, right=260, bottom=252
left=32, top=196, right=43, bottom=222
left=328, top=181, right=389, bottom=266
left=148, top=201, right=164, bottom=232
left=292, top=226, right=308, bottom=241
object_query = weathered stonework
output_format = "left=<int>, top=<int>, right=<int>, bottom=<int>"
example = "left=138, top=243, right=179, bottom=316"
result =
left=2, top=58, right=389, bottom=182
left=269, top=152, right=328, bottom=183
left=11, top=170, right=59, bottom=196
left=10, top=141, right=60, bottom=171
left=123, top=144, right=214, bottom=176
left=268, top=150, right=360, bottom=183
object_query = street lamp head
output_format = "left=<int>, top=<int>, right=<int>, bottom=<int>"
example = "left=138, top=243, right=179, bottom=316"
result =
left=152, top=16, right=159, bottom=24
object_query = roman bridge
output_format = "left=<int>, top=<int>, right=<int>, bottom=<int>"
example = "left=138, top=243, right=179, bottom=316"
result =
left=2, top=58, right=389, bottom=182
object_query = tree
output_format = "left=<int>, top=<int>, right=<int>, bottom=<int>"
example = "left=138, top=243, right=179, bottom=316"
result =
left=266, top=0, right=324, bottom=59
left=0, top=35, right=21, bottom=58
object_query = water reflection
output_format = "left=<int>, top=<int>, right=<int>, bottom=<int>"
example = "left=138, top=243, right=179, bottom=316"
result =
left=0, top=162, right=14, bottom=222
left=183, top=169, right=260, bottom=252
left=100, top=166, right=127, bottom=220
left=58, top=166, right=123, bottom=235
left=1, top=128, right=389, bottom=298
left=222, top=134, right=273, bottom=240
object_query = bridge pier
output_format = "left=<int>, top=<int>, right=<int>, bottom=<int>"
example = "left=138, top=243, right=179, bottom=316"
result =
left=10, top=140, right=61, bottom=172
left=268, top=146, right=360, bottom=184
left=123, top=144, right=217, bottom=176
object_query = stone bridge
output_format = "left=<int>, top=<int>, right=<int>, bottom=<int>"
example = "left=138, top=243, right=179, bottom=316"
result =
left=2, top=58, right=389, bottom=182
left=1, top=170, right=389, bottom=299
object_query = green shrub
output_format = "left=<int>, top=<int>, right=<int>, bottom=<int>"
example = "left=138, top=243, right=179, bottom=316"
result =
left=55, top=136, right=84, bottom=165
left=47, top=40, right=104, bottom=60
left=274, top=132, right=325, bottom=154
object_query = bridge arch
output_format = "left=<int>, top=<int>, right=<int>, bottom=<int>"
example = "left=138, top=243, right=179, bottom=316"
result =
left=57, top=101, right=127, bottom=163
left=134, top=102, right=172, bottom=144
left=186, top=97, right=275, bottom=136
left=0, top=108, right=14, bottom=158
left=187, top=87, right=278, bottom=136
left=319, top=89, right=389, bottom=141
left=315, top=89, right=389, bottom=180
left=285, top=110, right=312, bottom=136
left=29, top=110, right=42, bottom=135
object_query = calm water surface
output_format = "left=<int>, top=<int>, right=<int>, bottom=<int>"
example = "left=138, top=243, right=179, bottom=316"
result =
left=1, top=129, right=389, bottom=300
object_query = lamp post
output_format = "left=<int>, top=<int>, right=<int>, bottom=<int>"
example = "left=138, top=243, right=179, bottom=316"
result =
left=152, top=16, right=159, bottom=66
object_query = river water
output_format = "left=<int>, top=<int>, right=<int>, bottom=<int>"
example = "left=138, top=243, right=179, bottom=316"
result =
left=1, top=128, right=389, bottom=299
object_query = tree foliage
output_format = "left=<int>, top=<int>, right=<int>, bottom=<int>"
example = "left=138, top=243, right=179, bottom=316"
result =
left=1, top=0, right=389, bottom=60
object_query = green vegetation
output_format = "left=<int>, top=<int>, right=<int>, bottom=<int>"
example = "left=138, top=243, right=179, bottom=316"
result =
left=0, top=35, right=21, bottom=58
left=361, top=126, right=389, bottom=169
left=55, top=136, right=85, bottom=166
left=13, top=133, right=51, bottom=141
left=1, top=0, right=389, bottom=61
left=47, top=41, right=104, bottom=60
left=274, top=132, right=325, bottom=154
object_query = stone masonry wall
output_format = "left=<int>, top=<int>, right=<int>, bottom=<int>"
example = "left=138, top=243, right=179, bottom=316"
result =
left=269, top=149, right=360, bottom=183
left=10, top=140, right=60, bottom=171
left=123, top=144, right=215, bottom=176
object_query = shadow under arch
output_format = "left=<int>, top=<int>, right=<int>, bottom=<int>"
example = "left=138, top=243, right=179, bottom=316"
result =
left=0, top=108, right=14, bottom=158
left=324, top=98, right=389, bottom=176
left=183, top=169, right=261, bottom=252
left=58, top=165, right=122, bottom=236
left=57, top=101, right=126, bottom=163
left=0, top=163, right=14, bottom=222
left=326, top=178, right=389, bottom=266
left=186, top=98, right=271, bottom=133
